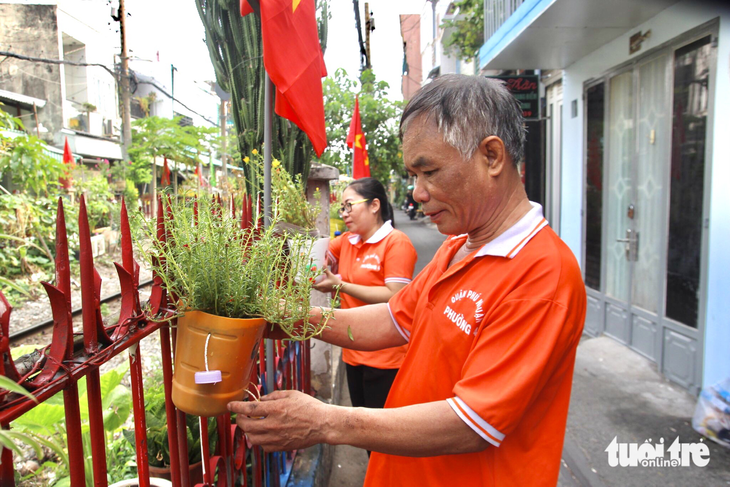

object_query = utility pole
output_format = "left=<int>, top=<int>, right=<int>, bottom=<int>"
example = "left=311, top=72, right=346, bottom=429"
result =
left=353, top=0, right=368, bottom=71
left=118, top=0, right=132, bottom=161
left=364, top=3, right=372, bottom=70
left=116, top=0, right=146, bottom=210
left=171, top=64, right=177, bottom=118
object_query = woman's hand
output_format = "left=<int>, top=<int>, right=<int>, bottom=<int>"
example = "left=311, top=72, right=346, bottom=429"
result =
left=313, top=267, right=343, bottom=294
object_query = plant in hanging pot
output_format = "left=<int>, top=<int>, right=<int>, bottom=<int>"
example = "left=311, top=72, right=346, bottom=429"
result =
left=136, top=192, right=334, bottom=417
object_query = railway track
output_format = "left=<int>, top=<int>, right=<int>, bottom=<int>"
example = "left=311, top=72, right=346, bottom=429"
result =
left=9, top=278, right=155, bottom=344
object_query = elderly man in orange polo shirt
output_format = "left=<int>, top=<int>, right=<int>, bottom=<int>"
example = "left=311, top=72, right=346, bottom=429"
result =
left=229, top=74, right=587, bottom=486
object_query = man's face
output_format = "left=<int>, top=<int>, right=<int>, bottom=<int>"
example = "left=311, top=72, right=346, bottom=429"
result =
left=402, top=116, right=493, bottom=236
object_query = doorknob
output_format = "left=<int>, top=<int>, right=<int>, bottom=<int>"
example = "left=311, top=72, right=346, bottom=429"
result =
left=616, top=229, right=639, bottom=261
left=617, top=229, right=633, bottom=260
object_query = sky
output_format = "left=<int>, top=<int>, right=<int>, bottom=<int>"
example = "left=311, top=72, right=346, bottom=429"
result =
left=323, top=0, right=425, bottom=99
left=123, top=0, right=425, bottom=102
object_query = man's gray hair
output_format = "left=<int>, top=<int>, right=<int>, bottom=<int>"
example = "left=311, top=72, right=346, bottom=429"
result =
left=400, top=75, right=527, bottom=165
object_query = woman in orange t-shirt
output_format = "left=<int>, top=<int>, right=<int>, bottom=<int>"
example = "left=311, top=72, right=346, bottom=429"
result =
left=315, top=178, right=417, bottom=416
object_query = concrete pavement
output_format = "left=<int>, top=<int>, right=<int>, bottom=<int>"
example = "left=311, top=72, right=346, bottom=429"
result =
left=561, top=336, right=730, bottom=486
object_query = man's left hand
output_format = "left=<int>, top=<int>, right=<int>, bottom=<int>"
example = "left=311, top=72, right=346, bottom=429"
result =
left=228, top=390, right=329, bottom=452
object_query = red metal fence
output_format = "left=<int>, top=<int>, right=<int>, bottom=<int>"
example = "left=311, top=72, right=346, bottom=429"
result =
left=0, top=195, right=311, bottom=487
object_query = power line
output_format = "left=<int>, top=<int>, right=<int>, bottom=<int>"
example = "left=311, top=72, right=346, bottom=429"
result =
left=0, top=49, right=219, bottom=128
left=0, top=50, right=117, bottom=79
left=131, top=73, right=219, bottom=128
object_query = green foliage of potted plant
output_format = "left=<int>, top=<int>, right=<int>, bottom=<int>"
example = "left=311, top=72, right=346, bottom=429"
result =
left=135, top=192, right=335, bottom=417
left=122, top=378, right=215, bottom=484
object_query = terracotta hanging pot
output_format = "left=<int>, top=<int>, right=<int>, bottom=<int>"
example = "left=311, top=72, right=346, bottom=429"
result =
left=172, top=311, right=266, bottom=417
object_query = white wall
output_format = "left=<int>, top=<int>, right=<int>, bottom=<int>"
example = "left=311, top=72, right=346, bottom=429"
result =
left=57, top=1, right=119, bottom=133
left=561, top=1, right=730, bottom=387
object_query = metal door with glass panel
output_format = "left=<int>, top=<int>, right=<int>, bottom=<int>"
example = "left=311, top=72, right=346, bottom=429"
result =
left=603, top=55, right=670, bottom=361
left=583, top=32, right=714, bottom=392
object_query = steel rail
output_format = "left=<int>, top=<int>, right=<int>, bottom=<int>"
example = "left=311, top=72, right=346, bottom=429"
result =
left=8, top=278, right=155, bottom=343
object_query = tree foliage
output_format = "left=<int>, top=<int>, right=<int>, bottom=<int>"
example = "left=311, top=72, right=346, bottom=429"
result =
left=321, top=69, right=404, bottom=184
left=196, top=0, right=329, bottom=194
left=0, top=104, right=65, bottom=196
left=441, top=0, right=484, bottom=62
left=128, top=116, right=218, bottom=184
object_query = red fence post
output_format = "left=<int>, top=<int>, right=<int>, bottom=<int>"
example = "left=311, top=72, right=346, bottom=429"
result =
left=129, top=343, right=150, bottom=487
left=86, top=369, right=110, bottom=487
left=63, top=382, right=88, bottom=487
left=176, top=409, right=190, bottom=487
left=160, top=324, right=181, bottom=487
left=77, top=196, right=111, bottom=487
left=1, top=423, right=14, bottom=487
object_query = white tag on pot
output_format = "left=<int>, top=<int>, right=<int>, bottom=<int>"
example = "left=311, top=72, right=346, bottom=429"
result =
left=195, top=370, right=222, bottom=384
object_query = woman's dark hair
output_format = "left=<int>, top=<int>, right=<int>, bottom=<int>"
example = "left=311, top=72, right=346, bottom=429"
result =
left=347, top=177, right=394, bottom=225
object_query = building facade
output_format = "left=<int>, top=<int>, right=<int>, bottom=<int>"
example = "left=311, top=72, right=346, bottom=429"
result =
left=479, top=0, right=730, bottom=393
left=400, top=14, right=422, bottom=101
left=0, top=0, right=122, bottom=161
left=420, top=0, right=476, bottom=83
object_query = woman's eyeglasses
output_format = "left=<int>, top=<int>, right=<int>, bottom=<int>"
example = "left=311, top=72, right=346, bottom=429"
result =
left=338, top=198, right=370, bottom=215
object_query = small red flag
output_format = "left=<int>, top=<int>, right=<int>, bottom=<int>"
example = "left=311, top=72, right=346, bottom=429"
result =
left=241, top=0, right=328, bottom=157
left=240, top=0, right=254, bottom=16
left=347, top=98, right=370, bottom=179
left=194, top=163, right=207, bottom=188
left=161, top=158, right=171, bottom=187
left=60, top=137, right=74, bottom=189
left=63, top=137, right=73, bottom=164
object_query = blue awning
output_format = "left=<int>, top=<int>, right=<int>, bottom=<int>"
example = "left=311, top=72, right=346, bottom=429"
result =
left=479, top=0, right=681, bottom=70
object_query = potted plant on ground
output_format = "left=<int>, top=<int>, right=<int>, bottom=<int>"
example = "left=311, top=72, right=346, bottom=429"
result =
left=136, top=192, right=335, bottom=417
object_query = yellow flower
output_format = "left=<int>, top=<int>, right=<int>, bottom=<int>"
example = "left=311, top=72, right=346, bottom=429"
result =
left=244, top=156, right=250, bottom=163
left=272, top=159, right=280, bottom=168
left=252, top=149, right=258, bottom=155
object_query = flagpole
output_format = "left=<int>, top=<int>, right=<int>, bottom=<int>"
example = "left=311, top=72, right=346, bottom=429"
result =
left=264, top=74, right=273, bottom=228
left=264, top=71, right=274, bottom=396
left=246, top=0, right=275, bottom=397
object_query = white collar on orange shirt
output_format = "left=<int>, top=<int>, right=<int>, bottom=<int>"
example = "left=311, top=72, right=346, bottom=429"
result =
left=348, top=220, right=394, bottom=245
left=452, top=202, right=549, bottom=259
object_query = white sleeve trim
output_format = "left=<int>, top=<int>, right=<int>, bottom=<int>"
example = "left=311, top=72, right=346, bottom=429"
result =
left=387, top=302, right=410, bottom=342
left=447, top=396, right=505, bottom=447
left=384, top=277, right=412, bottom=284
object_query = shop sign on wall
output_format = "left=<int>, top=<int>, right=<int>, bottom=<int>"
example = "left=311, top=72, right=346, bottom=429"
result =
left=486, top=75, right=540, bottom=120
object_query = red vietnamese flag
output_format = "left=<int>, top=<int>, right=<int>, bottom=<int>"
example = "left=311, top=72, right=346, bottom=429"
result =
left=346, top=98, right=370, bottom=179
left=161, top=157, right=171, bottom=187
left=194, top=163, right=208, bottom=188
left=240, top=0, right=327, bottom=156
left=60, top=137, right=74, bottom=189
